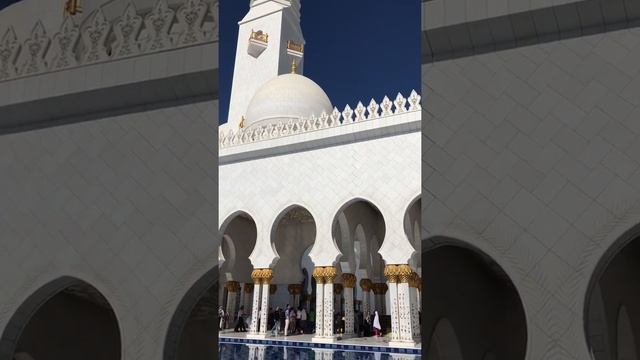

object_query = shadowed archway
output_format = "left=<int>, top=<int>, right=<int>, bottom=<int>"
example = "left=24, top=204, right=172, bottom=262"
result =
left=163, top=267, right=218, bottom=360
left=586, top=225, right=640, bottom=360
left=422, top=240, right=527, bottom=360
left=0, top=276, right=121, bottom=360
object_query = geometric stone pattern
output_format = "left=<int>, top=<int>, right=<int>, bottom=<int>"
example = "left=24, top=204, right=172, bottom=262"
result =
left=423, top=26, right=640, bottom=360
left=0, top=99, right=219, bottom=359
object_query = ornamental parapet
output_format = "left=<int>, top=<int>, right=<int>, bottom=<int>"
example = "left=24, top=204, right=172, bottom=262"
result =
left=219, top=90, right=422, bottom=149
left=0, top=0, right=218, bottom=82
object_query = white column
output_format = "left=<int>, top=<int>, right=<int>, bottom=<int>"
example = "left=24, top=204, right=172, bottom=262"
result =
left=244, top=283, right=254, bottom=315
left=249, top=281, right=261, bottom=333
left=409, top=285, right=420, bottom=337
left=323, top=281, right=334, bottom=337
left=388, top=281, right=400, bottom=341
left=312, top=266, right=337, bottom=342
left=342, top=273, right=356, bottom=336
left=259, top=282, right=270, bottom=334
left=314, top=275, right=325, bottom=336
left=359, top=279, right=372, bottom=315
left=387, top=265, right=419, bottom=346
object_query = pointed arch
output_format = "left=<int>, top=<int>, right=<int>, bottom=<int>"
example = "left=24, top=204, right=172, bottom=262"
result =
left=0, top=276, right=121, bottom=360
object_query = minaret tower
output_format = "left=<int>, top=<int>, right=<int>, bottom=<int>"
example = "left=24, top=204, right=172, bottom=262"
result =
left=226, top=0, right=305, bottom=129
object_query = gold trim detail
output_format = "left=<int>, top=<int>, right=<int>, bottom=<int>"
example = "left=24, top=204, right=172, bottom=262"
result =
left=341, top=273, right=356, bottom=288
left=287, top=284, right=303, bottom=295
left=359, top=278, right=373, bottom=291
left=312, top=266, right=337, bottom=284
left=239, top=116, right=245, bottom=129
left=64, top=0, right=82, bottom=16
left=251, top=268, right=274, bottom=284
left=287, top=40, right=304, bottom=53
left=384, top=264, right=414, bottom=283
left=250, top=29, right=268, bottom=43
left=226, top=281, right=240, bottom=292
left=372, top=283, right=388, bottom=295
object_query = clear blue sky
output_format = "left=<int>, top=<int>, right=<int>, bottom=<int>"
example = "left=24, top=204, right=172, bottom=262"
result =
left=220, top=0, right=421, bottom=124
left=0, top=0, right=20, bottom=10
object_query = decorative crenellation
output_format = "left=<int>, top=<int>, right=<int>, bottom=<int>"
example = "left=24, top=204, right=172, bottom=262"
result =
left=341, top=273, right=356, bottom=288
left=219, top=90, right=422, bottom=148
left=312, top=266, right=337, bottom=284
left=251, top=268, right=274, bottom=284
left=0, top=0, right=218, bottom=82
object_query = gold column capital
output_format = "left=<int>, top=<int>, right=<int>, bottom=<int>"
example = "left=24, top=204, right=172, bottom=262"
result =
left=384, top=264, right=413, bottom=283
left=341, top=273, right=357, bottom=288
left=313, top=266, right=337, bottom=284
left=226, top=281, right=240, bottom=292
left=251, top=268, right=274, bottom=284
left=359, top=278, right=373, bottom=291
left=372, top=282, right=388, bottom=295
left=287, top=284, right=303, bottom=295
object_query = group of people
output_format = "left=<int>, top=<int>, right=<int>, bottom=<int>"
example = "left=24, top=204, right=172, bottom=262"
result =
left=217, top=305, right=249, bottom=332
left=268, top=305, right=312, bottom=336
left=217, top=304, right=385, bottom=338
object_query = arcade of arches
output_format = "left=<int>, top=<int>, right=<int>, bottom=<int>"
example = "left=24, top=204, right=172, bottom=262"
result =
left=219, top=199, right=422, bottom=344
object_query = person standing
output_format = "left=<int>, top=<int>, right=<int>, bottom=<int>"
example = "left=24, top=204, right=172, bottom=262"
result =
left=271, top=307, right=281, bottom=336
left=373, top=310, right=381, bottom=337
left=284, top=304, right=291, bottom=336
left=234, top=306, right=246, bottom=332
left=218, top=306, right=225, bottom=331
left=299, top=306, right=307, bottom=333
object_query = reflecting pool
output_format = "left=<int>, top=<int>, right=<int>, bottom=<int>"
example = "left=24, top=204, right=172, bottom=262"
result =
left=219, top=343, right=421, bottom=360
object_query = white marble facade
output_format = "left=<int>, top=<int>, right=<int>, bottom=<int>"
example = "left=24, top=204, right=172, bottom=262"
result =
left=219, top=0, right=420, bottom=345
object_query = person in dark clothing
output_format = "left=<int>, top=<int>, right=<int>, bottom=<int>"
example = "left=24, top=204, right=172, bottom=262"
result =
left=234, top=306, right=246, bottom=332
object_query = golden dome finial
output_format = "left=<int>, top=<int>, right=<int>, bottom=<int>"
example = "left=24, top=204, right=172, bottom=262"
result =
left=239, top=116, right=245, bottom=129
left=291, top=58, right=298, bottom=74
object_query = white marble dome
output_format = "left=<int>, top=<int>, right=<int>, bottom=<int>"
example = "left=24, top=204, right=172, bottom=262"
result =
left=245, top=73, right=332, bottom=127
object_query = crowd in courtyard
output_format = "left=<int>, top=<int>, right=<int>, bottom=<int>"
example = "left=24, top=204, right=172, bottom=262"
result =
left=218, top=304, right=384, bottom=338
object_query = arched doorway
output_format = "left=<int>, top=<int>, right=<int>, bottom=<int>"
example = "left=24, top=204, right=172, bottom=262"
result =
left=585, top=228, right=640, bottom=360
left=332, top=199, right=386, bottom=335
left=164, top=267, right=218, bottom=360
left=422, top=241, right=527, bottom=359
left=219, top=212, right=257, bottom=330
left=0, top=277, right=121, bottom=360
left=271, top=206, right=316, bottom=312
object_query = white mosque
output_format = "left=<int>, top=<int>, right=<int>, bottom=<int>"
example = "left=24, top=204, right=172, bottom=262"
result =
left=218, top=0, right=422, bottom=347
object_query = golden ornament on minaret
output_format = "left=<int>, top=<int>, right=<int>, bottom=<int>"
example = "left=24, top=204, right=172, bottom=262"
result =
left=64, top=0, right=82, bottom=16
